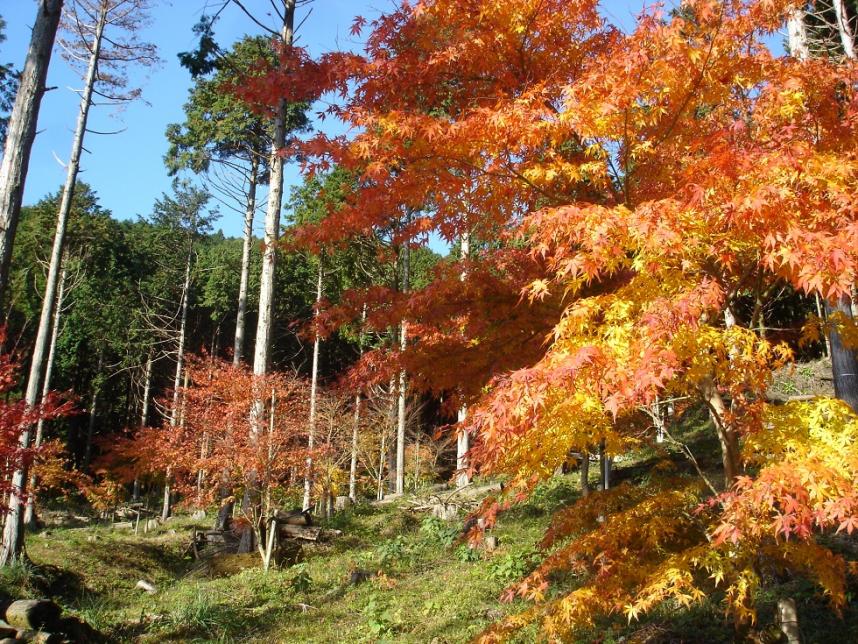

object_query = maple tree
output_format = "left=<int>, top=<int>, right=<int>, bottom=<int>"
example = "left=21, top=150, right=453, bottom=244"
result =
left=230, top=0, right=858, bottom=637
left=0, top=330, right=74, bottom=526
left=107, top=354, right=311, bottom=562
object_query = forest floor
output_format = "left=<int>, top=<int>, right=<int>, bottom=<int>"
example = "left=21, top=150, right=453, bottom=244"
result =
left=3, top=402, right=858, bottom=642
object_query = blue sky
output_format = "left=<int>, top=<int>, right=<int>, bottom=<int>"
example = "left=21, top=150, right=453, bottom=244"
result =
left=1, top=0, right=660, bottom=238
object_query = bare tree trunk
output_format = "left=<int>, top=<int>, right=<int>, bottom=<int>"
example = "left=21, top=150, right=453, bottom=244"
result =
left=349, top=394, right=361, bottom=501
left=162, top=235, right=193, bottom=521
left=233, top=156, right=258, bottom=366
left=1, top=5, right=104, bottom=565
left=787, top=7, right=810, bottom=60
left=376, top=427, right=387, bottom=501
left=379, top=375, right=397, bottom=499
left=0, top=0, right=63, bottom=299
left=24, top=264, right=67, bottom=526
left=132, top=352, right=153, bottom=502
left=349, top=305, right=366, bottom=501
left=834, top=0, right=856, bottom=59
left=141, top=354, right=153, bottom=427
left=395, top=233, right=410, bottom=495
left=242, top=0, right=295, bottom=553
left=252, top=1, right=295, bottom=376
left=302, top=259, right=323, bottom=510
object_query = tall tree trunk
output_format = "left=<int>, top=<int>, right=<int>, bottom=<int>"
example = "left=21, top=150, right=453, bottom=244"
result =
left=132, top=352, right=153, bottom=502
left=376, top=424, right=387, bottom=501
left=233, top=156, right=258, bottom=366
left=252, top=1, right=295, bottom=376
left=242, top=0, right=295, bottom=553
left=24, top=263, right=67, bottom=526
left=456, top=232, right=471, bottom=487
left=302, top=258, right=323, bottom=510
left=0, top=0, right=63, bottom=299
left=348, top=305, right=367, bottom=501
left=834, top=0, right=856, bottom=59
left=1, top=6, right=105, bottom=565
left=383, top=374, right=397, bottom=497
left=162, top=235, right=193, bottom=521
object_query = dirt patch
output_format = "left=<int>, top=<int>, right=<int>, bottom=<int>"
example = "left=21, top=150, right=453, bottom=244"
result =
left=768, top=357, right=834, bottom=401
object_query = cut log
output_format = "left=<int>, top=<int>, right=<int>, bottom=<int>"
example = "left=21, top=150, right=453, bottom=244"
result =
left=5, top=600, right=61, bottom=631
left=275, top=508, right=313, bottom=525
left=279, top=524, right=323, bottom=541
left=484, top=535, right=499, bottom=551
left=112, top=521, right=132, bottom=530
left=135, top=580, right=157, bottom=595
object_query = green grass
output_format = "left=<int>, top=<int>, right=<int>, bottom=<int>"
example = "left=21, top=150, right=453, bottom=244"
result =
left=5, top=415, right=858, bottom=642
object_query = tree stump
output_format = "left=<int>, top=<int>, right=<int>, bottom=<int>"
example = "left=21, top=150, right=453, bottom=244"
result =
left=431, top=503, right=459, bottom=521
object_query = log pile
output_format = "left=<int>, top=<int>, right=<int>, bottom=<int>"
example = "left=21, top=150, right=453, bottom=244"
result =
left=185, top=508, right=341, bottom=573
left=0, top=598, right=104, bottom=643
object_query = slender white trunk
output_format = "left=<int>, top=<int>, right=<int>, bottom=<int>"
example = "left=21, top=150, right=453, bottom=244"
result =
left=141, top=353, right=153, bottom=427
left=252, top=1, right=295, bottom=377
left=348, top=308, right=366, bottom=501
left=302, top=259, right=323, bottom=510
left=162, top=235, right=193, bottom=521
left=395, top=234, right=410, bottom=495
left=456, top=232, right=470, bottom=487
left=0, top=0, right=63, bottom=297
left=788, top=7, right=810, bottom=60
left=233, top=157, right=258, bottom=366
left=834, top=0, right=856, bottom=59
left=132, top=353, right=153, bottom=502
left=1, top=5, right=105, bottom=564
left=24, top=264, right=66, bottom=525
left=245, top=4, right=295, bottom=535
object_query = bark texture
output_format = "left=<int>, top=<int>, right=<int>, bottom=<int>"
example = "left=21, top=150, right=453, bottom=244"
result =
left=0, top=0, right=63, bottom=299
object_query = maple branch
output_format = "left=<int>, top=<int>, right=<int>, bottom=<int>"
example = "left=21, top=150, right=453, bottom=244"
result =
left=653, top=1, right=726, bottom=150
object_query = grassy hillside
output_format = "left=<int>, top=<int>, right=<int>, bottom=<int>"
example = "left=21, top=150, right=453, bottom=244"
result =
left=3, top=412, right=858, bottom=642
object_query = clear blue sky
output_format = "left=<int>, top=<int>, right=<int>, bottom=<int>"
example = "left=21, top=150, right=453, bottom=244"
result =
left=0, top=1, right=662, bottom=238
